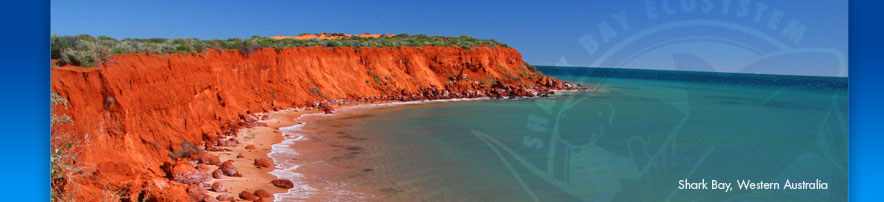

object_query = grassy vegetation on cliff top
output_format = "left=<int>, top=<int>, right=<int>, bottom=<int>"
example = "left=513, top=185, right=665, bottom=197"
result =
left=51, top=34, right=509, bottom=67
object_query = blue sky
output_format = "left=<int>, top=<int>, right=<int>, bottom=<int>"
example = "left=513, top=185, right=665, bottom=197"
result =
left=51, top=0, right=847, bottom=76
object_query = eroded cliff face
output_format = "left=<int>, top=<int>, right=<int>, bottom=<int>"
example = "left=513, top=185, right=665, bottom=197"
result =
left=50, top=46, right=572, bottom=201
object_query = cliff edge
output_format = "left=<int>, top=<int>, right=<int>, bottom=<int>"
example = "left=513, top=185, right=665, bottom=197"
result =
left=50, top=46, right=573, bottom=201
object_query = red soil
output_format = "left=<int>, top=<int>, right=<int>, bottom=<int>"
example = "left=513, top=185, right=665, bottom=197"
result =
left=269, top=33, right=393, bottom=40
left=50, top=46, right=572, bottom=201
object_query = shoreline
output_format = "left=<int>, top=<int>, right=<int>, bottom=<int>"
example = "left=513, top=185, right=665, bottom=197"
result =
left=203, top=101, right=418, bottom=201
left=206, top=93, right=582, bottom=201
left=205, top=108, right=313, bottom=201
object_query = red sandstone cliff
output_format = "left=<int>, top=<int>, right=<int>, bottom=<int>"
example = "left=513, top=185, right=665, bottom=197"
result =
left=50, top=46, right=572, bottom=201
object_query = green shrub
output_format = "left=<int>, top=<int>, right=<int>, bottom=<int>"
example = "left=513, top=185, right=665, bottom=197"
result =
left=523, top=62, right=537, bottom=71
left=310, top=86, right=325, bottom=98
left=238, top=40, right=260, bottom=55
left=50, top=33, right=509, bottom=67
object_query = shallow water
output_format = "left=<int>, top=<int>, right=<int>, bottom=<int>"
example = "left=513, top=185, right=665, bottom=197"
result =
left=271, top=66, right=847, bottom=201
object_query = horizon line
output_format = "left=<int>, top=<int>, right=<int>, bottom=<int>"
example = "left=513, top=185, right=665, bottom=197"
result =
left=536, top=65, right=848, bottom=79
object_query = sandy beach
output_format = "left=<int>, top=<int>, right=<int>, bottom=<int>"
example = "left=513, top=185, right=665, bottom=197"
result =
left=204, top=109, right=314, bottom=201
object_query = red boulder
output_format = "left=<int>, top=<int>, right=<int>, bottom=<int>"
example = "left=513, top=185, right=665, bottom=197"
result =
left=220, top=160, right=240, bottom=177
left=254, top=189, right=272, bottom=198
left=211, top=181, right=227, bottom=192
left=189, top=153, right=221, bottom=166
left=212, top=169, right=224, bottom=179
left=271, top=179, right=294, bottom=189
left=254, top=157, right=273, bottom=168
left=216, top=193, right=233, bottom=201
left=238, top=191, right=257, bottom=201
left=169, top=160, right=211, bottom=184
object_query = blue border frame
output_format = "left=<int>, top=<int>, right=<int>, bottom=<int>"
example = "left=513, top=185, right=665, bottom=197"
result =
left=849, top=0, right=884, bottom=201
left=2, top=0, right=882, bottom=200
left=0, top=0, right=49, bottom=201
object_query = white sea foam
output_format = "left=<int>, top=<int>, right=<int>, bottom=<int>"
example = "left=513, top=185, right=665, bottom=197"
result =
left=269, top=121, right=314, bottom=202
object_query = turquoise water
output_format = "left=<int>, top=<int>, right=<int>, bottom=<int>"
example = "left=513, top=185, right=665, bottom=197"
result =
left=286, top=66, right=847, bottom=201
